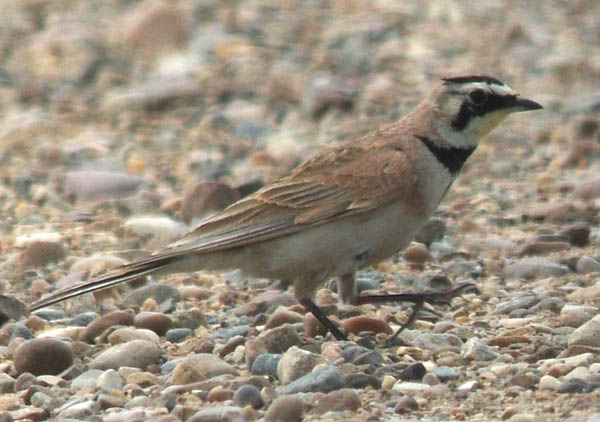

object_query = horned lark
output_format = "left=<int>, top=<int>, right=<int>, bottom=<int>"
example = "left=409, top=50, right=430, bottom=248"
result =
left=30, top=75, right=542, bottom=341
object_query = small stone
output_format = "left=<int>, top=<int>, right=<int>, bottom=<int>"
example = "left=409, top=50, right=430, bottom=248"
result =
left=568, top=315, right=600, bottom=347
left=56, top=399, right=100, bottom=419
left=462, top=337, right=499, bottom=361
left=256, top=324, right=302, bottom=354
left=188, top=406, right=246, bottom=422
left=392, top=382, right=430, bottom=394
left=80, top=310, right=134, bottom=343
left=457, top=380, right=480, bottom=393
left=14, top=372, right=37, bottom=391
left=165, top=328, right=192, bottom=343
left=342, top=316, right=392, bottom=335
left=314, top=389, right=360, bottom=414
left=398, top=363, right=426, bottom=381
left=170, top=353, right=238, bottom=385
left=72, top=369, right=104, bottom=390
left=493, top=295, right=539, bottom=315
left=19, top=241, right=65, bottom=269
left=394, top=396, right=419, bottom=413
left=277, top=346, right=326, bottom=384
left=108, top=327, right=160, bottom=345
left=576, top=256, right=600, bottom=274
left=181, top=182, right=240, bottom=224
left=13, top=338, right=73, bottom=376
left=434, top=366, right=459, bottom=382
left=506, top=413, right=536, bottom=422
left=280, top=365, right=344, bottom=395
left=134, top=312, right=172, bottom=336
left=518, top=237, right=569, bottom=256
left=97, top=369, right=124, bottom=392
left=403, top=243, right=432, bottom=264
left=251, top=354, right=281, bottom=377
left=341, top=344, right=384, bottom=366
left=124, top=216, right=186, bottom=247
left=381, top=375, right=397, bottom=390
left=89, top=340, right=160, bottom=370
left=509, top=372, right=539, bottom=388
left=557, top=377, right=596, bottom=394
left=265, top=308, right=304, bottom=329
left=233, top=384, right=263, bottom=409
left=560, top=304, right=595, bottom=328
left=63, top=170, right=147, bottom=201
left=0, top=296, right=28, bottom=324
left=207, top=385, right=234, bottom=402
left=503, top=259, right=569, bottom=280
left=559, top=223, right=590, bottom=246
left=264, top=395, right=305, bottom=422
left=415, top=218, right=446, bottom=246
left=123, top=283, right=182, bottom=312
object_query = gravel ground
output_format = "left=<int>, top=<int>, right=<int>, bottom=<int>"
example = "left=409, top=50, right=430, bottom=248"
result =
left=1, top=1, right=600, bottom=421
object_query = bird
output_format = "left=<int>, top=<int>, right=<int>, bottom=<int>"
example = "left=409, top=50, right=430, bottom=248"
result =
left=29, top=74, right=542, bottom=341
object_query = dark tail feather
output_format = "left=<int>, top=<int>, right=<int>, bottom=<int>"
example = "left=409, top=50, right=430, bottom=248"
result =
left=28, top=258, right=172, bottom=311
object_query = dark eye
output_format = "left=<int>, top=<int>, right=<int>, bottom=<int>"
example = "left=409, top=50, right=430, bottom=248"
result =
left=468, top=89, right=487, bottom=105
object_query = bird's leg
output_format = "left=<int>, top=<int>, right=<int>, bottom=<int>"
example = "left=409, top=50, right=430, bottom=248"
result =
left=300, top=298, right=348, bottom=341
left=352, top=282, right=480, bottom=343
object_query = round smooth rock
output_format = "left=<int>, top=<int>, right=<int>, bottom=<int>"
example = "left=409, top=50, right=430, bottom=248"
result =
left=89, top=340, right=160, bottom=370
left=80, top=310, right=134, bottom=343
left=14, top=338, right=73, bottom=376
left=264, top=395, right=304, bottom=422
left=134, top=312, right=172, bottom=336
left=233, top=384, right=263, bottom=409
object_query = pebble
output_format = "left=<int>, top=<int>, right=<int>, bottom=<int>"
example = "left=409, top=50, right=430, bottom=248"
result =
left=80, top=310, right=134, bottom=343
left=57, top=399, right=100, bottom=419
left=433, top=366, right=460, bottom=382
left=63, top=170, right=147, bottom=201
left=72, top=369, right=104, bottom=390
left=394, top=396, right=419, bottom=413
left=97, top=369, right=124, bottom=392
left=402, top=243, right=432, bottom=264
left=559, top=223, right=591, bottom=246
left=13, top=338, right=73, bottom=376
left=233, top=384, right=263, bottom=409
left=19, top=241, right=65, bottom=269
left=251, top=354, right=282, bottom=377
left=493, top=294, right=539, bottom=315
left=108, top=326, right=160, bottom=345
left=503, top=258, right=569, bottom=280
left=0, top=296, right=28, bottom=324
left=392, top=382, right=431, bottom=394
left=280, top=365, right=344, bottom=395
left=277, top=346, right=325, bottom=384
left=381, top=375, right=397, bottom=390
left=539, top=374, right=563, bottom=391
left=124, top=216, right=186, bottom=246
left=123, top=283, right=182, bottom=312
left=134, top=312, right=172, bottom=336
left=170, top=353, right=238, bottom=385
left=89, top=339, right=160, bottom=370
left=560, top=304, right=595, bottom=327
left=264, top=395, right=305, bottom=422
left=181, top=182, right=240, bottom=224
left=187, top=406, right=247, bottom=422
left=265, top=308, right=304, bottom=329
left=165, top=328, right=192, bottom=343
left=462, top=337, right=500, bottom=361
left=256, top=324, right=302, bottom=354
left=314, top=389, right=361, bottom=414
left=568, top=314, right=600, bottom=347
left=342, top=316, right=393, bottom=335
left=576, top=256, right=600, bottom=274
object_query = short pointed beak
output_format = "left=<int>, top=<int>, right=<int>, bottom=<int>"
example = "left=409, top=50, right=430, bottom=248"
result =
left=511, top=95, right=543, bottom=112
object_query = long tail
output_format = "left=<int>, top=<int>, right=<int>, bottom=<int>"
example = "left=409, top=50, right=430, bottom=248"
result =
left=28, top=257, right=174, bottom=311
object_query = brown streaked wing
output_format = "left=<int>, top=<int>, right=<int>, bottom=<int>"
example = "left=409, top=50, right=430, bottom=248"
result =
left=167, top=143, right=417, bottom=255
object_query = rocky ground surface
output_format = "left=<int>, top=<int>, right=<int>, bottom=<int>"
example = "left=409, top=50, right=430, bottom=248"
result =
left=1, top=0, right=600, bottom=421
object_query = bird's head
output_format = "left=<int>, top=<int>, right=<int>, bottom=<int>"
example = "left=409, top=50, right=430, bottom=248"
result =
left=429, top=75, right=543, bottom=149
